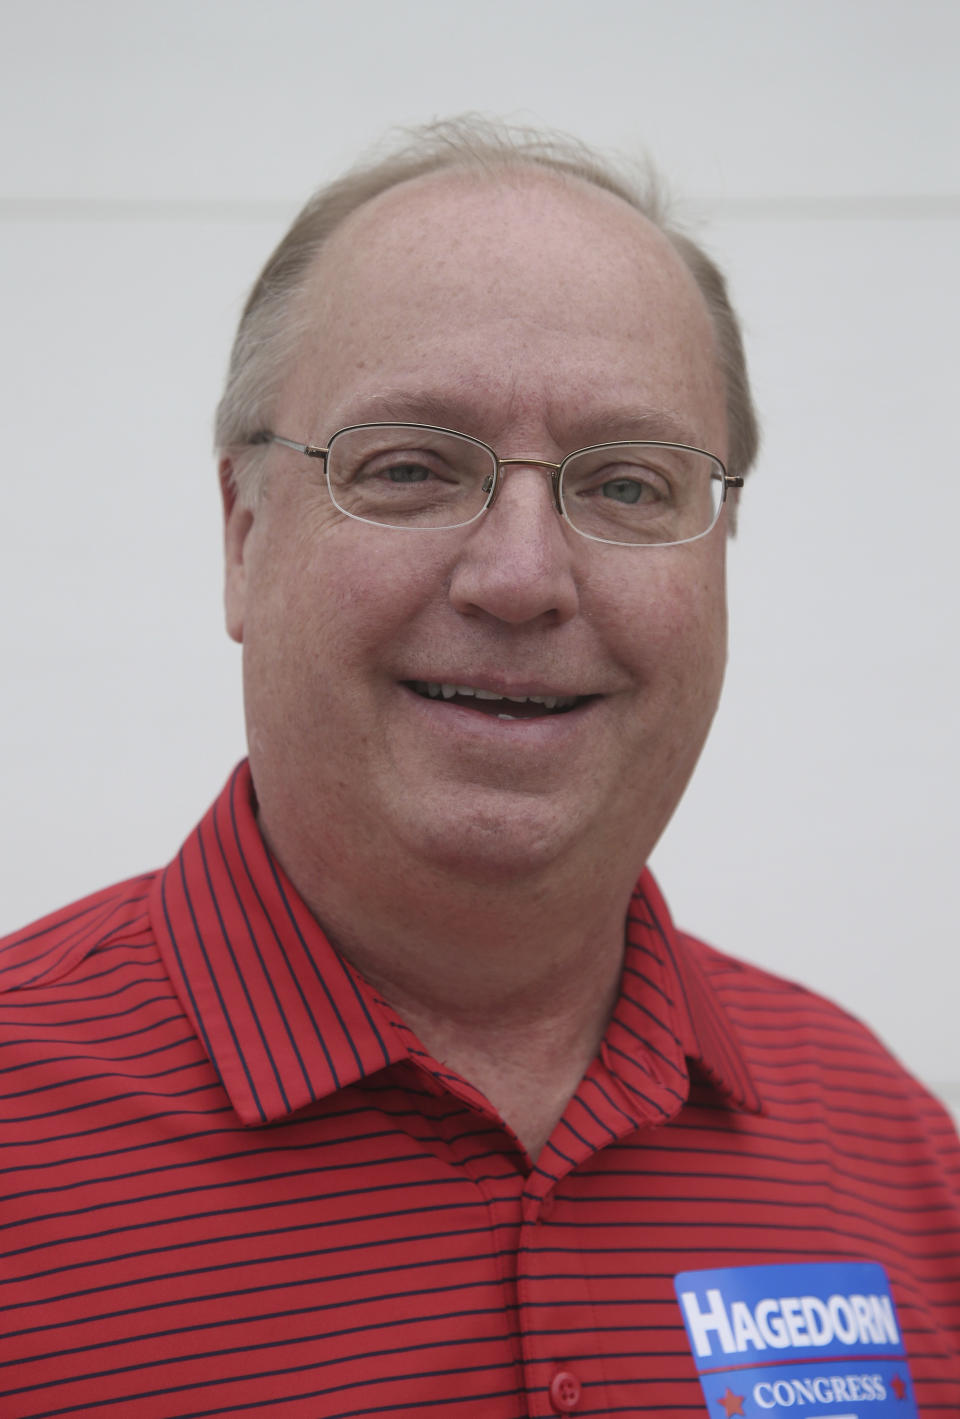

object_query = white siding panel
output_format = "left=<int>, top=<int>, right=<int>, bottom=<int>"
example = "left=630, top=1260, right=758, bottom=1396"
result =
left=0, top=0, right=957, bottom=202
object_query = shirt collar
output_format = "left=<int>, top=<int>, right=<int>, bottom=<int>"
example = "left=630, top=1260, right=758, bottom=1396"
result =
left=626, top=871, right=762, bottom=1115
left=151, top=761, right=760, bottom=1126
left=150, top=761, right=408, bottom=1125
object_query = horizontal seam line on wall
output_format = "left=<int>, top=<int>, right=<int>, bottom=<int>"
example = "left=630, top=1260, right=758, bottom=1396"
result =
left=0, top=196, right=958, bottom=223
left=707, top=195, right=960, bottom=219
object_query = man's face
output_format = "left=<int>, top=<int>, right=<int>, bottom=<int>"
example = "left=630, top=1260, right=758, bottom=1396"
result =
left=223, top=171, right=730, bottom=890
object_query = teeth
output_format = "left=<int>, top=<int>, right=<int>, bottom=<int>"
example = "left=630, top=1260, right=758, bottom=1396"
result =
left=414, top=681, right=578, bottom=710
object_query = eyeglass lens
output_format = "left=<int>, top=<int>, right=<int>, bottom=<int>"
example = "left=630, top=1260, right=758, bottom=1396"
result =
left=324, top=425, right=723, bottom=545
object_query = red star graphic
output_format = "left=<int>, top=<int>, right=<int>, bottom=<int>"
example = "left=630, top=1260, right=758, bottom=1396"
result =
left=717, top=1389, right=746, bottom=1418
left=891, top=1374, right=908, bottom=1400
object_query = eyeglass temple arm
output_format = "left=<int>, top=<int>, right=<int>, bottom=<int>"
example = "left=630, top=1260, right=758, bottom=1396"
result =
left=249, top=431, right=328, bottom=459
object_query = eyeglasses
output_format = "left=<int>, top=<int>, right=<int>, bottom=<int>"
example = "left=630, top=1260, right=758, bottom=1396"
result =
left=251, top=422, right=741, bottom=547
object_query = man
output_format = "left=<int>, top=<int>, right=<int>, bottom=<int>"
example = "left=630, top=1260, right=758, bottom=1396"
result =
left=0, top=121, right=956, bottom=1417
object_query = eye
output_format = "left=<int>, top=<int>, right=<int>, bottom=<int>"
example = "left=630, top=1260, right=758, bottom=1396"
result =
left=570, top=460, right=670, bottom=505
left=382, top=461, right=432, bottom=484
left=600, top=476, right=659, bottom=505
left=349, top=449, right=461, bottom=489
left=326, top=426, right=494, bottom=528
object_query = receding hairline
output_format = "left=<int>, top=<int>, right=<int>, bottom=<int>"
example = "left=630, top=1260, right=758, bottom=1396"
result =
left=293, top=159, right=711, bottom=333
left=238, top=130, right=675, bottom=342
left=216, top=118, right=759, bottom=503
left=313, top=154, right=668, bottom=237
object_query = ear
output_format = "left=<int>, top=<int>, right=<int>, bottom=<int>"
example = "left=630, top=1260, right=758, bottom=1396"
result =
left=220, top=455, right=255, bottom=645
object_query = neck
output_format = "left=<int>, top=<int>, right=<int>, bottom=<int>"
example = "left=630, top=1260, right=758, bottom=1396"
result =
left=260, top=813, right=639, bottom=1159
left=328, top=884, right=627, bottom=1161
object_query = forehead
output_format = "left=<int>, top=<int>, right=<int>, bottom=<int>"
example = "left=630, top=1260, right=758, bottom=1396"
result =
left=280, top=169, right=727, bottom=455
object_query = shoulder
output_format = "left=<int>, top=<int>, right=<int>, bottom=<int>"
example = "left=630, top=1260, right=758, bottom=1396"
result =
left=680, top=929, right=957, bottom=1137
left=0, top=874, right=157, bottom=994
left=682, top=928, right=887, bottom=1035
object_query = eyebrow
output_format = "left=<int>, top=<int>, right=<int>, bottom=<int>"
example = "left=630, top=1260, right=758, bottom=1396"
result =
left=333, top=390, right=503, bottom=434
left=330, top=391, right=707, bottom=451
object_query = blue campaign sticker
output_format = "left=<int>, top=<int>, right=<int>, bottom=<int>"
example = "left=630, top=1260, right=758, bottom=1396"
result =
left=673, top=1262, right=918, bottom=1417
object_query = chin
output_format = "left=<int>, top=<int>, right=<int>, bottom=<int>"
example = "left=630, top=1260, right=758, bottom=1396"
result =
left=394, top=787, right=591, bottom=886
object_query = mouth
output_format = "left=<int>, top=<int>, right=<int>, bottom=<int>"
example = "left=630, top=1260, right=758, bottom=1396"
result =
left=405, top=681, right=589, bottom=720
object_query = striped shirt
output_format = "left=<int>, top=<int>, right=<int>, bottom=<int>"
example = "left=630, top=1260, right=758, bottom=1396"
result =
left=0, top=760, right=957, bottom=1416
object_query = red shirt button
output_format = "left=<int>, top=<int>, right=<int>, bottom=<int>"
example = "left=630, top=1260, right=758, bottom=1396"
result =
left=549, top=1370, right=582, bottom=1412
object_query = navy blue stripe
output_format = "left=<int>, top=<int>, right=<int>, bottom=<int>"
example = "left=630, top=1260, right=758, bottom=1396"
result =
left=2, top=1303, right=522, bottom=1379
left=610, top=1010, right=686, bottom=1073
left=26, top=1377, right=526, bottom=1419
left=226, top=771, right=340, bottom=1089
left=630, top=1108, right=960, bottom=1156
left=17, top=911, right=152, bottom=987
left=325, top=941, right=393, bottom=1071
left=604, top=1041, right=686, bottom=1102
left=159, top=868, right=222, bottom=1083
left=0, top=989, right=177, bottom=1031
left=0, top=1029, right=201, bottom=1087
left=6, top=1136, right=435, bottom=1204
left=0, top=1011, right=199, bottom=1060
left=578, top=1070, right=649, bottom=1130
left=212, top=779, right=319, bottom=1098
left=0, top=1101, right=232, bottom=1152
left=0, top=1056, right=205, bottom=1105
left=12, top=1208, right=491, bottom=1314
left=3, top=1240, right=515, bottom=1343
left=561, top=1093, right=618, bottom=1145
left=0, top=886, right=149, bottom=958
left=5, top=1352, right=522, bottom=1415
left=264, top=848, right=368, bottom=1074
left=175, top=849, right=267, bottom=1122
left=179, top=1388, right=526, bottom=1419
left=0, top=1115, right=394, bottom=1177
left=2, top=1077, right=217, bottom=1130
left=0, top=898, right=150, bottom=984
left=0, top=970, right=171, bottom=1013
left=9, top=1189, right=479, bottom=1271
left=196, top=815, right=292, bottom=1112
left=601, top=1067, right=671, bottom=1116
left=620, top=960, right=675, bottom=1009
left=6, top=1161, right=468, bottom=1243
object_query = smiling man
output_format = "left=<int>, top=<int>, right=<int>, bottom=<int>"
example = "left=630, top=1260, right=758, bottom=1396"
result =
left=1, top=121, right=957, bottom=1417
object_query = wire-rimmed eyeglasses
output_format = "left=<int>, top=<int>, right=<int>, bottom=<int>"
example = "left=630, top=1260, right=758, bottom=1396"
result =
left=250, top=422, right=741, bottom=547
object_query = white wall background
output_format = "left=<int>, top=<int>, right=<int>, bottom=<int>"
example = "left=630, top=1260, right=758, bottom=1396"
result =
left=1, top=0, right=957, bottom=1114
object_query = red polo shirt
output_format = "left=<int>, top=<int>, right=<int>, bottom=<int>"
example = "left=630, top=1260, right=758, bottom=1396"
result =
left=1, top=761, right=957, bottom=1417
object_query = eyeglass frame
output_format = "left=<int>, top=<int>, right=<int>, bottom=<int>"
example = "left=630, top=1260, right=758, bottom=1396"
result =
left=249, top=422, right=743, bottom=547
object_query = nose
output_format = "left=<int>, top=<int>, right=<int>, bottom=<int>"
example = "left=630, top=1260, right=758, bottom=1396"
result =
left=447, top=465, right=581, bottom=626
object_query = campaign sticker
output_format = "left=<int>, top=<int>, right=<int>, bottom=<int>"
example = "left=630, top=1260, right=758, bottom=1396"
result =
left=673, top=1262, right=917, bottom=1417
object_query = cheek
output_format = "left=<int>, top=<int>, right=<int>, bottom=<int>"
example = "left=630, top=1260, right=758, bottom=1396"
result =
left=244, top=511, right=444, bottom=688
left=247, top=548, right=342, bottom=666
left=670, top=557, right=728, bottom=665
left=596, top=544, right=727, bottom=689
left=624, top=555, right=728, bottom=803
left=666, top=560, right=728, bottom=710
